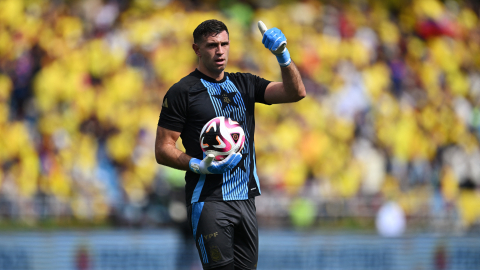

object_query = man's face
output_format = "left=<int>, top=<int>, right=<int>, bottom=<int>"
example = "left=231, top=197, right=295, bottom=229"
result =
left=194, top=30, right=230, bottom=75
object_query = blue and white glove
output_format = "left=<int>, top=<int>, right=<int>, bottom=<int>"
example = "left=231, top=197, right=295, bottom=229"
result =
left=258, top=21, right=291, bottom=67
left=189, top=153, right=242, bottom=174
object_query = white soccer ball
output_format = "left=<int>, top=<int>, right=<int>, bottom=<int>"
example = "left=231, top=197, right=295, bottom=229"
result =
left=199, top=116, right=245, bottom=161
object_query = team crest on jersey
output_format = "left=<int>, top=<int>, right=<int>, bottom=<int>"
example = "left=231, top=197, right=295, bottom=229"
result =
left=222, top=93, right=231, bottom=103
left=162, top=98, right=168, bottom=108
left=210, top=246, right=222, bottom=262
left=212, top=87, right=238, bottom=109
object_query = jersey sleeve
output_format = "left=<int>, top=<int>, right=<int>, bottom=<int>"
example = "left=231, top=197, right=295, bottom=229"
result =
left=157, top=83, right=188, bottom=132
left=251, top=74, right=271, bottom=105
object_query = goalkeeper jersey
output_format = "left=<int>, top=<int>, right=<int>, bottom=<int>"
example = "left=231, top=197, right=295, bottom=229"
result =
left=158, top=69, right=271, bottom=206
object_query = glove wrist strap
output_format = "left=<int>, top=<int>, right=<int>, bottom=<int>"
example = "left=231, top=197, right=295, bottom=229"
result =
left=275, top=48, right=291, bottom=67
left=189, top=158, right=201, bottom=174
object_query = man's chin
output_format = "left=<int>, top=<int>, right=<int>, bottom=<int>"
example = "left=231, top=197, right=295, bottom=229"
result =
left=208, top=65, right=226, bottom=74
left=214, top=64, right=227, bottom=71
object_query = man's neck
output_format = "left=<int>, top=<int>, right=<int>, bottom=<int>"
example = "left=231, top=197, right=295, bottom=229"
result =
left=197, top=66, right=224, bottom=81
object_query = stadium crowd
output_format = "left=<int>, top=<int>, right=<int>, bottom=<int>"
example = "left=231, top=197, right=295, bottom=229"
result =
left=1, top=0, right=480, bottom=232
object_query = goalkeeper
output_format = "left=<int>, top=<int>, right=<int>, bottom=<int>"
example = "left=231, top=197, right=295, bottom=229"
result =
left=155, top=19, right=305, bottom=270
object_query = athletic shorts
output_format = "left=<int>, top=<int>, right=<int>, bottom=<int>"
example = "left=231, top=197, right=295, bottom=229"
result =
left=187, top=198, right=258, bottom=270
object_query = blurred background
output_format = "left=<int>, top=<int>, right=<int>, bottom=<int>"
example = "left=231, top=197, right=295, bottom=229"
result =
left=1, top=0, right=480, bottom=269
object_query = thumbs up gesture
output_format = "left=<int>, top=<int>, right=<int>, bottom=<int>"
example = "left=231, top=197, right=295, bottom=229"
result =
left=258, top=21, right=291, bottom=67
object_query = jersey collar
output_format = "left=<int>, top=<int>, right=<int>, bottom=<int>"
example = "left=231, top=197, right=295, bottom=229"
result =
left=193, top=69, right=228, bottom=83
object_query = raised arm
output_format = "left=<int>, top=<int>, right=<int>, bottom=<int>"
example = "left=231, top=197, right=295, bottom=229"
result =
left=264, top=61, right=305, bottom=104
left=258, top=21, right=306, bottom=104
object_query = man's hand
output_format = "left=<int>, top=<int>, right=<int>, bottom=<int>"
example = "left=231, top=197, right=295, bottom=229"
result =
left=189, top=153, right=242, bottom=174
left=258, top=21, right=291, bottom=67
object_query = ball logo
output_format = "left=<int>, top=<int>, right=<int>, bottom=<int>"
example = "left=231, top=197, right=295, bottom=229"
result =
left=231, top=133, right=239, bottom=143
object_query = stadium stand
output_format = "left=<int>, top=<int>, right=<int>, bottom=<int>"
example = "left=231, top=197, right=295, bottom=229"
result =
left=0, top=0, right=480, bottom=233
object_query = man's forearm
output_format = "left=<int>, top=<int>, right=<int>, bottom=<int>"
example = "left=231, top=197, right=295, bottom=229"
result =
left=281, top=61, right=306, bottom=101
left=155, top=143, right=192, bottom=171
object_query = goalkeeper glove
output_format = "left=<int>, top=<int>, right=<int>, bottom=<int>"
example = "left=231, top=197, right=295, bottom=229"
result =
left=189, top=153, right=242, bottom=174
left=258, top=21, right=291, bottom=67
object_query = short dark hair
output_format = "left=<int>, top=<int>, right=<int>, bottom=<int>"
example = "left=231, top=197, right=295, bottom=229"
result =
left=193, top=19, right=229, bottom=44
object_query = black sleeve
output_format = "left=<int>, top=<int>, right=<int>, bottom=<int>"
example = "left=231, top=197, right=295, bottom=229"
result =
left=251, top=74, right=271, bottom=105
left=157, top=83, right=188, bottom=132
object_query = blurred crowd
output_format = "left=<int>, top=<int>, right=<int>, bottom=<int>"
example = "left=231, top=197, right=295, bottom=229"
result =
left=1, top=0, right=480, bottom=232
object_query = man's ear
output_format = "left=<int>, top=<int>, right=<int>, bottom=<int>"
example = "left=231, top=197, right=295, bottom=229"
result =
left=192, top=43, right=201, bottom=57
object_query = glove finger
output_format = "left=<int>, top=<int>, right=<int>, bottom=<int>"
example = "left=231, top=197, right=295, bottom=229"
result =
left=220, top=152, right=234, bottom=163
left=264, top=36, right=273, bottom=50
left=204, top=154, right=215, bottom=164
left=262, top=28, right=275, bottom=45
left=219, top=153, right=237, bottom=167
left=233, top=153, right=242, bottom=165
left=269, top=28, right=279, bottom=34
left=265, top=28, right=275, bottom=36
left=264, top=29, right=276, bottom=49
left=273, top=40, right=286, bottom=52
left=271, top=28, right=281, bottom=39
left=272, top=37, right=284, bottom=51
left=215, top=153, right=230, bottom=167
left=226, top=153, right=242, bottom=169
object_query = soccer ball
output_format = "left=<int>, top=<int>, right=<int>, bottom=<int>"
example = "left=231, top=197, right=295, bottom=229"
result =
left=199, top=116, right=245, bottom=161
